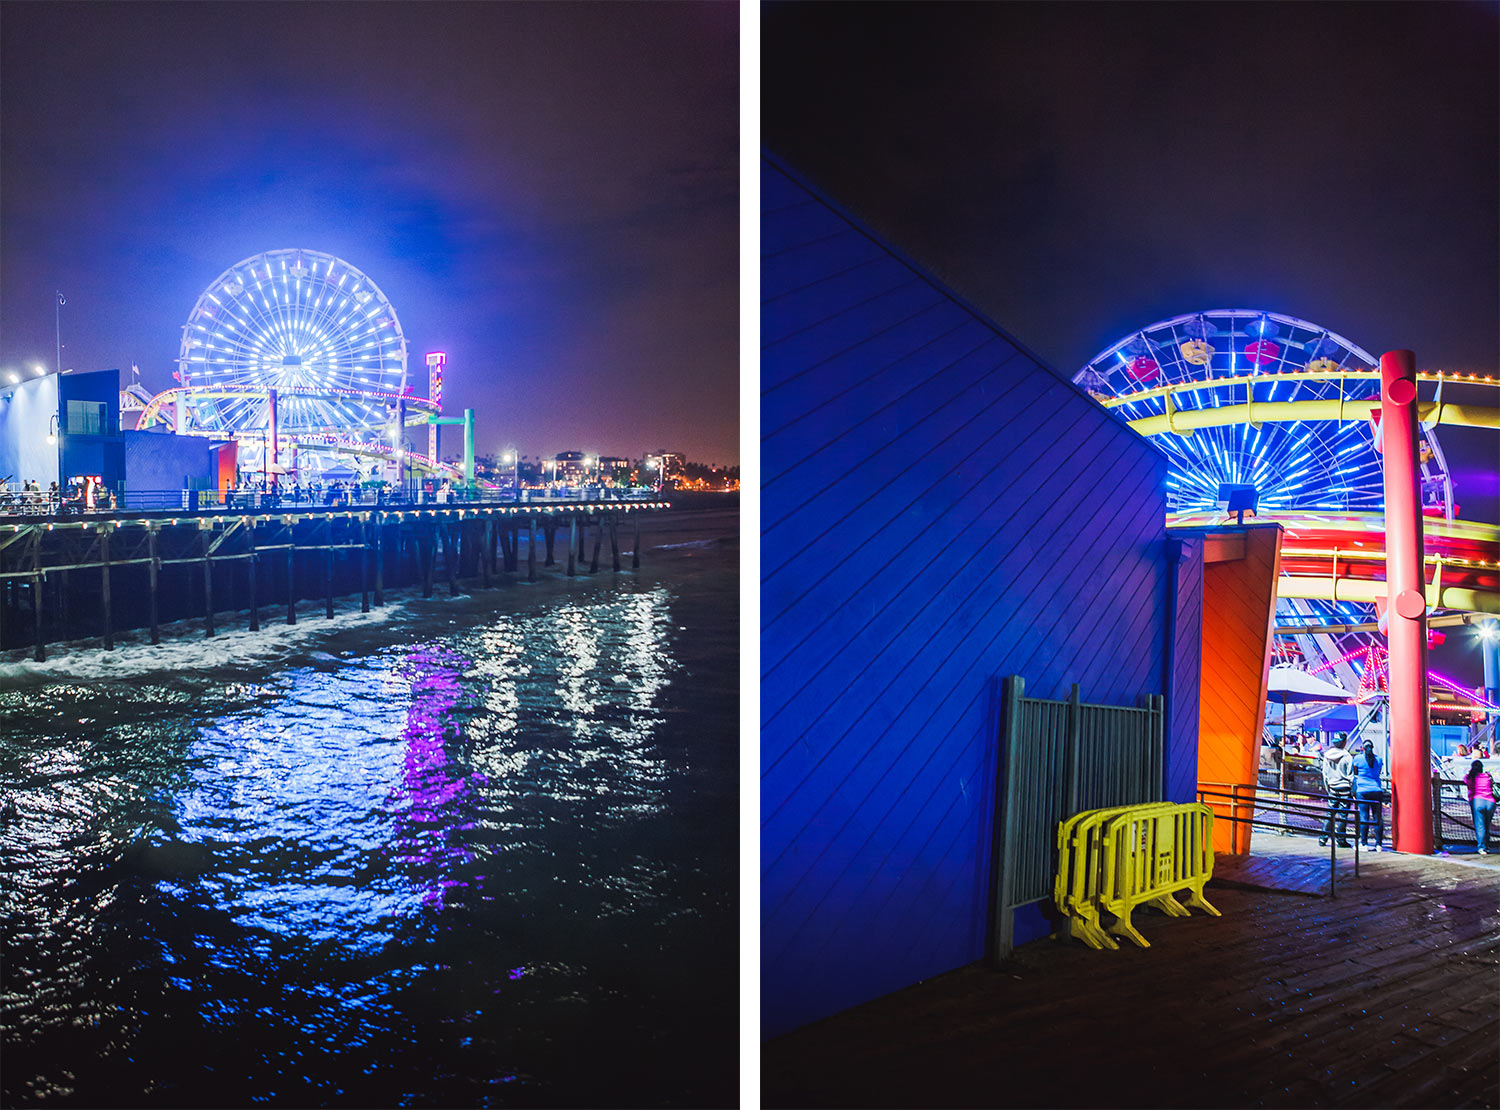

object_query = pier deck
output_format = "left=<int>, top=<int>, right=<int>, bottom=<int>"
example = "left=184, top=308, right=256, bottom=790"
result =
left=763, top=839, right=1499, bottom=1109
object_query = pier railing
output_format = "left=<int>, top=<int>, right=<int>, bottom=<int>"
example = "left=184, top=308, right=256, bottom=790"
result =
left=0, top=485, right=661, bottom=518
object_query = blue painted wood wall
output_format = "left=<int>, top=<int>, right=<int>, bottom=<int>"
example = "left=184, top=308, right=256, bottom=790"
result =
left=761, top=156, right=1201, bottom=1038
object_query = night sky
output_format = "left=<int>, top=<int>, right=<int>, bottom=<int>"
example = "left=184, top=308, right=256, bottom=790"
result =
left=764, top=3, right=1497, bottom=495
left=1, top=1, right=738, bottom=465
left=764, top=1, right=1499, bottom=683
left=768, top=1, right=1500, bottom=495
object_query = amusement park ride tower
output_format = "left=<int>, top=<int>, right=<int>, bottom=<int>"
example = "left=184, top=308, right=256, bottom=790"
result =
left=1078, top=310, right=1500, bottom=854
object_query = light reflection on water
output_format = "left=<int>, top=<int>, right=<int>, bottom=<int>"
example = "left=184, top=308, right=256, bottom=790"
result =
left=0, top=572, right=734, bottom=1108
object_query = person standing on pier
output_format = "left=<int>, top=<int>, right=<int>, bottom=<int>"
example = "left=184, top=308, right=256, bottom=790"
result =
left=1318, top=735, right=1355, bottom=848
left=1352, top=740, right=1386, bottom=851
left=1464, top=760, right=1494, bottom=855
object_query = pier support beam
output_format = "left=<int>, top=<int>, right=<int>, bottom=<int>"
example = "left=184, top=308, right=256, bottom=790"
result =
left=482, top=518, right=493, bottom=588
left=32, top=530, right=44, bottom=662
left=545, top=522, right=556, bottom=566
left=528, top=518, right=537, bottom=583
left=148, top=525, right=161, bottom=644
left=361, top=519, right=371, bottom=613
left=567, top=518, right=577, bottom=577
left=100, top=526, right=113, bottom=651
left=203, top=526, right=215, bottom=638
left=325, top=520, right=335, bottom=619
left=442, top=523, right=458, bottom=595
left=590, top=520, right=602, bottom=574
left=374, top=517, right=385, bottom=607
left=248, top=522, right=260, bottom=631
left=287, top=524, right=297, bottom=625
left=611, top=519, right=621, bottom=572
left=497, top=523, right=511, bottom=575
left=422, top=523, right=434, bottom=598
left=633, top=514, right=641, bottom=569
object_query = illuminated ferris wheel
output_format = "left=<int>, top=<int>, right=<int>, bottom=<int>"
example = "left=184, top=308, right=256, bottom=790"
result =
left=175, top=248, right=409, bottom=437
left=1074, top=310, right=1454, bottom=516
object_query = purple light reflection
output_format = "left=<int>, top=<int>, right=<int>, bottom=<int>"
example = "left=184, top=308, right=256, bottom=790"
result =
left=391, top=644, right=483, bottom=910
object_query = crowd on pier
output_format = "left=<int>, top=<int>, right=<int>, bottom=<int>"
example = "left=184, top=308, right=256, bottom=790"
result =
left=1263, top=730, right=1497, bottom=853
left=0, top=476, right=116, bottom=513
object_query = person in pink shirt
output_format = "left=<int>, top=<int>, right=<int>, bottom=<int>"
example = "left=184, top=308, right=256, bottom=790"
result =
left=1464, top=760, right=1495, bottom=855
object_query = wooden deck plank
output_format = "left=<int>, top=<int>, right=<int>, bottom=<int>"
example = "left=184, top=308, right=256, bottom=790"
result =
left=764, top=843, right=1499, bottom=1109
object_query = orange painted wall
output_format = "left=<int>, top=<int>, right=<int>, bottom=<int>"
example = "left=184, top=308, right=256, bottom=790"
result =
left=215, top=441, right=237, bottom=491
left=1195, top=525, right=1284, bottom=853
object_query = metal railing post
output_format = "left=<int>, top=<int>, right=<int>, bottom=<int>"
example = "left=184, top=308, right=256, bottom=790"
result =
left=990, top=675, right=1025, bottom=964
left=1329, top=833, right=1337, bottom=897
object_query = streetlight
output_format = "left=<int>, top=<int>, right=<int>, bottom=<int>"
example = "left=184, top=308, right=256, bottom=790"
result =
left=32, top=363, right=46, bottom=377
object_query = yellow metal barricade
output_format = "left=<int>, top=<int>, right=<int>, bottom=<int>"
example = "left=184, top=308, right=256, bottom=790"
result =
left=1054, top=802, right=1220, bottom=951
left=1054, top=803, right=1177, bottom=950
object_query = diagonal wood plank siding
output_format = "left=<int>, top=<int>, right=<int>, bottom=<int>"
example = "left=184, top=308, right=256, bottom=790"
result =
left=760, top=157, right=1200, bottom=1038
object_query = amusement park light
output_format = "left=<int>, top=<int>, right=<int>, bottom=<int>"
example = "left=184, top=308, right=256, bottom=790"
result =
left=6, top=373, right=17, bottom=384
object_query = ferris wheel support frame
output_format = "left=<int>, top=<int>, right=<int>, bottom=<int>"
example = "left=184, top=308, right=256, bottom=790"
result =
left=1381, top=350, right=1433, bottom=855
left=423, top=409, right=476, bottom=486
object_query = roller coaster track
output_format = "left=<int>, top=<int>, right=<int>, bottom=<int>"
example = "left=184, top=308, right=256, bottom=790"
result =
left=137, top=386, right=441, bottom=433
left=136, top=387, right=471, bottom=484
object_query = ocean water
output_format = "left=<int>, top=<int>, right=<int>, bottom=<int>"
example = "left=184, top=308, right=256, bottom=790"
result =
left=0, top=511, right=738, bottom=1108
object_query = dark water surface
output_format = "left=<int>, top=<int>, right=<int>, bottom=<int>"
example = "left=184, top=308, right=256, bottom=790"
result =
left=1, top=512, right=738, bottom=1108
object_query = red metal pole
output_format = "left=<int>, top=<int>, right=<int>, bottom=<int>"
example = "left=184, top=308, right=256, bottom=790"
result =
left=1380, top=349, right=1432, bottom=854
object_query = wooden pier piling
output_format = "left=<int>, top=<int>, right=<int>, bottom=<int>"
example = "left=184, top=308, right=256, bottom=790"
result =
left=0, top=500, right=666, bottom=657
left=248, top=523, right=260, bottom=632
left=202, top=526, right=215, bottom=638
left=100, top=526, right=113, bottom=651
left=148, top=525, right=161, bottom=643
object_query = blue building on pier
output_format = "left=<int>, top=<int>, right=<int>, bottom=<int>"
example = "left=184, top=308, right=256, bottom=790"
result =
left=761, top=155, right=1205, bottom=1038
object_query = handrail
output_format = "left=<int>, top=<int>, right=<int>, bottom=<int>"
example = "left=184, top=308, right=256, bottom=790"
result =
left=1196, top=781, right=1374, bottom=897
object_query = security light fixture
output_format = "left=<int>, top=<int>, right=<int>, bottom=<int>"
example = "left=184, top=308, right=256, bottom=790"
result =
left=1217, top=483, right=1259, bottom=525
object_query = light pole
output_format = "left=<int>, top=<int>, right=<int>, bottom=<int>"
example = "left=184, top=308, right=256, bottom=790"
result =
left=55, top=292, right=64, bottom=377
left=502, top=449, right=519, bottom=498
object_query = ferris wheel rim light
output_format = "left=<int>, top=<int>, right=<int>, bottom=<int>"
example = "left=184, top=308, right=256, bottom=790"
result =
left=1077, top=308, right=1459, bottom=523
